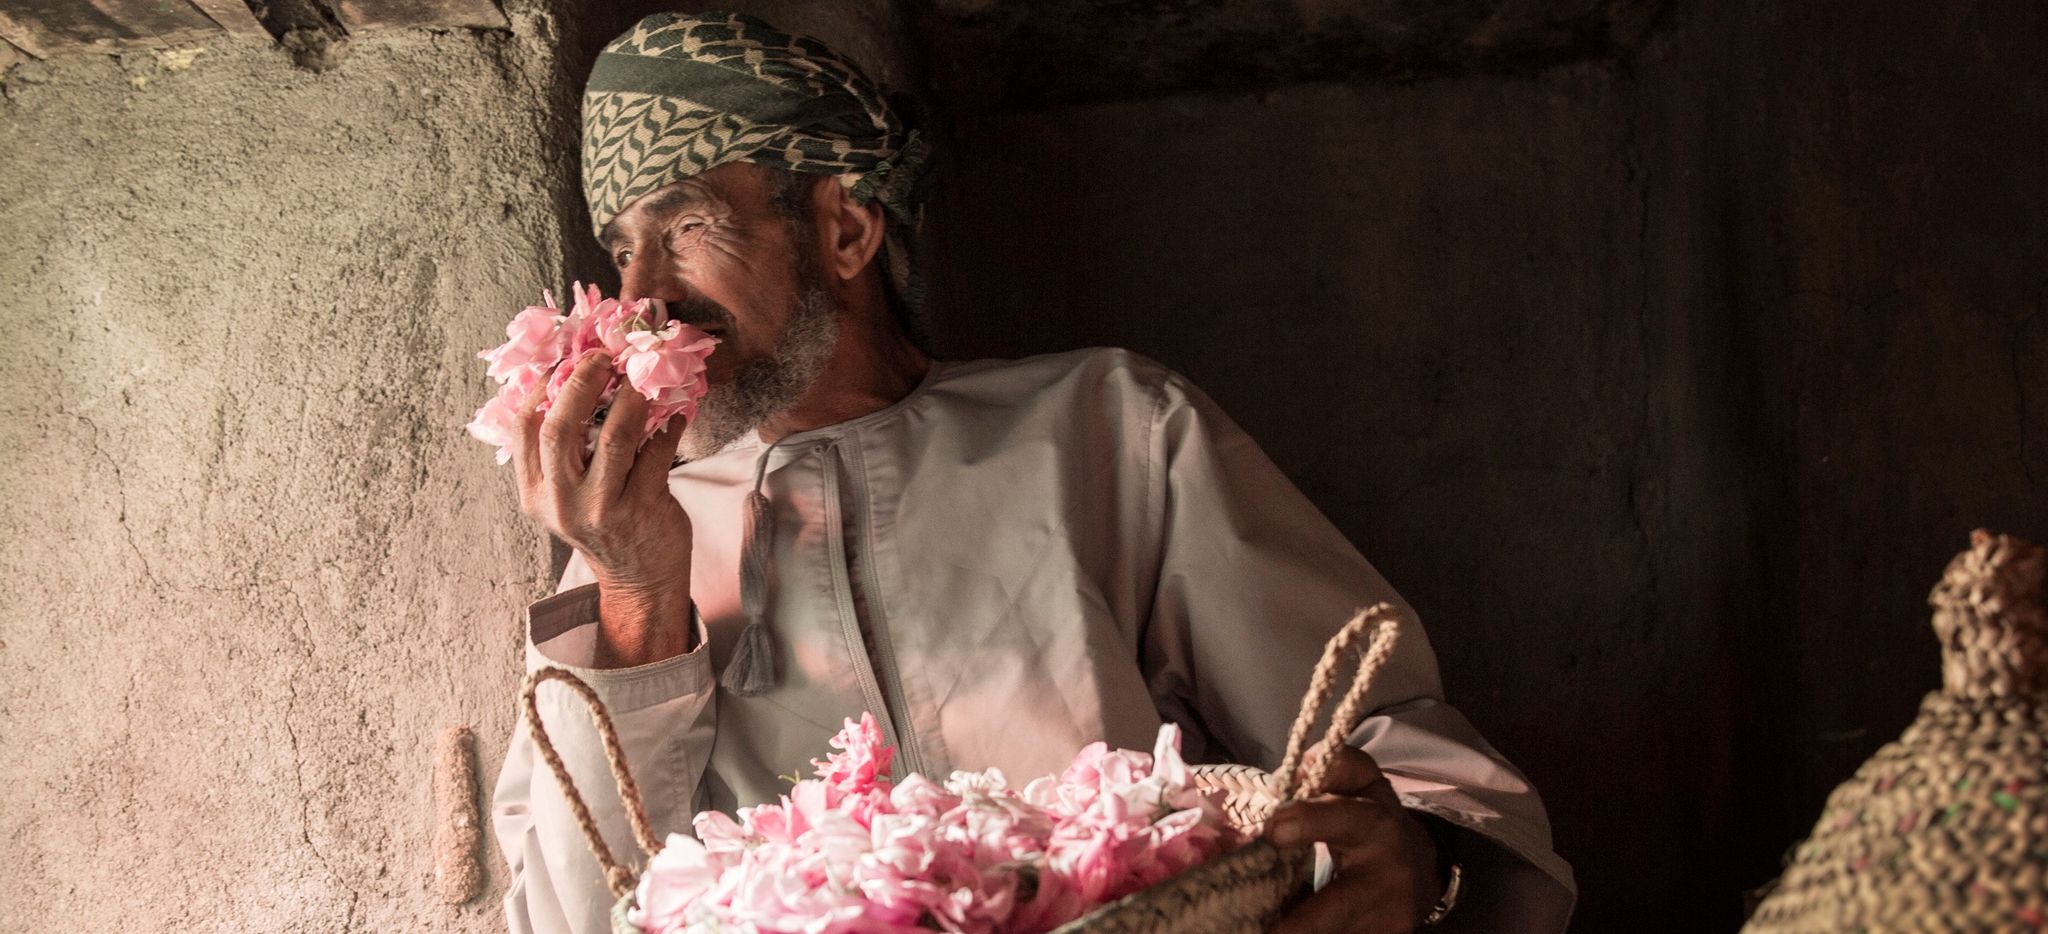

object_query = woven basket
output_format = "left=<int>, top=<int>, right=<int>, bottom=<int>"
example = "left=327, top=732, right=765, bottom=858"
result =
left=521, top=605, right=1405, bottom=934
left=1744, top=530, right=2048, bottom=932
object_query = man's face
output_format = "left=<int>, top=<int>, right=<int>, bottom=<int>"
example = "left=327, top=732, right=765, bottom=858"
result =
left=604, top=162, right=808, bottom=385
left=602, top=162, right=840, bottom=459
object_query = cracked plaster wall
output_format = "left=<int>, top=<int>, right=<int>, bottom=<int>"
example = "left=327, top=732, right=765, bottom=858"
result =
left=0, top=6, right=594, bottom=930
left=0, top=3, right=906, bottom=930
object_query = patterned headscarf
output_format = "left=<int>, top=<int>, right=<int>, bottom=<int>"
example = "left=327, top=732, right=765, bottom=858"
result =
left=582, top=11, right=933, bottom=315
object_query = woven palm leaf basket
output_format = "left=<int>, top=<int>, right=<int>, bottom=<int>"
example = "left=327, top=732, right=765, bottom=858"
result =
left=1744, top=529, right=2048, bottom=932
left=521, top=605, right=1406, bottom=934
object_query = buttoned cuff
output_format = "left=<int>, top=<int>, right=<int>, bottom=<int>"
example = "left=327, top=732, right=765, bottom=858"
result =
left=525, top=582, right=714, bottom=712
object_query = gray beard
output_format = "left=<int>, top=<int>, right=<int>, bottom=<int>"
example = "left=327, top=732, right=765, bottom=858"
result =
left=677, top=286, right=840, bottom=462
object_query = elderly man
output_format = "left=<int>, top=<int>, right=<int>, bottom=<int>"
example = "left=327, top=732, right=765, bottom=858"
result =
left=491, top=11, right=1573, bottom=934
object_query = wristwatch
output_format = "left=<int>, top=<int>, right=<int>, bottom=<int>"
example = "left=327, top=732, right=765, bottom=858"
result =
left=1419, top=814, right=1464, bottom=927
left=1423, top=861, right=1463, bottom=926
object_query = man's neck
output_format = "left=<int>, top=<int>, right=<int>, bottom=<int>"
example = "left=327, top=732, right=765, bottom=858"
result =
left=758, top=307, right=930, bottom=444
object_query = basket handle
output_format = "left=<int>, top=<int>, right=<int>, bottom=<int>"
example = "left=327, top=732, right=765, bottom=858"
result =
left=520, top=666, right=665, bottom=899
left=1270, top=604, right=1404, bottom=802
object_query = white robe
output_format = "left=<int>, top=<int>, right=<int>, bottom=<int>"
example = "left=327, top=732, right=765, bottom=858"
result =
left=491, top=347, right=1576, bottom=932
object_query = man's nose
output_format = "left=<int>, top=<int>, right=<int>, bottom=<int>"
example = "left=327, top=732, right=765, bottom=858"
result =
left=618, top=257, right=688, bottom=306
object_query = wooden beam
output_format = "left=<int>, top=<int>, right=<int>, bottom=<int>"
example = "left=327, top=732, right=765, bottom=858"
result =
left=0, top=35, right=30, bottom=68
left=332, top=0, right=507, bottom=31
left=0, top=1, right=222, bottom=55
left=188, top=0, right=268, bottom=37
left=0, top=9, right=60, bottom=57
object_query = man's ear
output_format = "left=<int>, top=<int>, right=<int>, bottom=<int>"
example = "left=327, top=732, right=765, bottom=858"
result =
left=816, top=178, right=887, bottom=283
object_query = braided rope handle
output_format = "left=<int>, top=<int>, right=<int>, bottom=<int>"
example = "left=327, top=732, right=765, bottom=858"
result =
left=1270, top=604, right=1404, bottom=803
left=520, top=666, right=665, bottom=899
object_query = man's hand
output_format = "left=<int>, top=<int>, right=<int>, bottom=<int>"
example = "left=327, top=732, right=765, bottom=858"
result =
left=511, top=352, right=694, bottom=667
left=1263, top=741, right=1443, bottom=933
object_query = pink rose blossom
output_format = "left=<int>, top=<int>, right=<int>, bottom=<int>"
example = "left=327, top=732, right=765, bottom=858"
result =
left=629, top=835, right=722, bottom=933
left=596, top=292, right=666, bottom=357
left=469, top=282, right=718, bottom=465
left=627, top=713, right=1234, bottom=934
left=478, top=302, right=565, bottom=382
left=624, top=322, right=720, bottom=435
left=463, top=372, right=531, bottom=464
left=814, top=713, right=896, bottom=796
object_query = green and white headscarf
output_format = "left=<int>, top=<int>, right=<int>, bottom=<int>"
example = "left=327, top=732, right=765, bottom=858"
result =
left=582, top=11, right=933, bottom=314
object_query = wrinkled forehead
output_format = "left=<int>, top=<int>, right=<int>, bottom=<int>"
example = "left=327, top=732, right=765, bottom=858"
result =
left=596, top=165, right=787, bottom=250
left=597, top=180, right=714, bottom=249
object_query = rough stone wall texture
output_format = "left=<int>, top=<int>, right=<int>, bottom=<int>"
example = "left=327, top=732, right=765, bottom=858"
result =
left=0, top=12, right=584, bottom=932
left=4, top=0, right=2045, bottom=931
left=0, top=3, right=912, bottom=930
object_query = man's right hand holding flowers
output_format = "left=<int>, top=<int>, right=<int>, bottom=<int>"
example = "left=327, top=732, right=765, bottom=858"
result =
left=510, top=350, right=695, bottom=668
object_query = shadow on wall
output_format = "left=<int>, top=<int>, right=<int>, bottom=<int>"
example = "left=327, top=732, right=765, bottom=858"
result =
left=920, top=0, right=2048, bottom=930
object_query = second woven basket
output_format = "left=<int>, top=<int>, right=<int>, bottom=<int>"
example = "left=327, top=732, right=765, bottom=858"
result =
left=1745, top=529, right=2048, bottom=931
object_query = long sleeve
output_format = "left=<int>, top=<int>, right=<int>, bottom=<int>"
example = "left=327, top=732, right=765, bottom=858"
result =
left=1137, top=366, right=1577, bottom=931
left=492, top=551, right=719, bottom=934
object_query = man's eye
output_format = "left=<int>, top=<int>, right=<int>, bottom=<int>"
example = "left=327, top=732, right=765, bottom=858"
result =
left=662, top=220, right=706, bottom=252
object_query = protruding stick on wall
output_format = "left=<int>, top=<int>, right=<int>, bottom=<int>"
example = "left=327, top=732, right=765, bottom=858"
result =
left=432, top=725, right=484, bottom=905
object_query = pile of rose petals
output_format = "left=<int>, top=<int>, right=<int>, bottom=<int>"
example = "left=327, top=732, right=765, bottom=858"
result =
left=467, top=283, right=718, bottom=465
left=629, top=715, right=1234, bottom=934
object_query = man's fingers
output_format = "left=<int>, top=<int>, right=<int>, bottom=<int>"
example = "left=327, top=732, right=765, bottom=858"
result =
left=1264, top=796, right=1400, bottom=850
left=588, top=383, right=649, bottom=498
left=1265, top=796, right=1432, bottom=934
left=510, top=374, right=548, bottom=507
left=1270, top=872, right=1416, bottom=934
left=626, top=410, right=688, bottom=496
left=1264, top=792, right=1445, bottom=934
left=1303, top=741, right=1393, bottom=800
left=539, top=353, right=613, bottom=488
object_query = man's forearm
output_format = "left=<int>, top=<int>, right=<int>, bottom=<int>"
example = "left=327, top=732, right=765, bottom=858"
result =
left=593, top=581, right=694, bottom=668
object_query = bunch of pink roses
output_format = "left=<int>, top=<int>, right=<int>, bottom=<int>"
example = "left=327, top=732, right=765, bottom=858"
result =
left=467, top=283, right=719, bottom=464
left=629, top=715, right=1234, bottom=934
